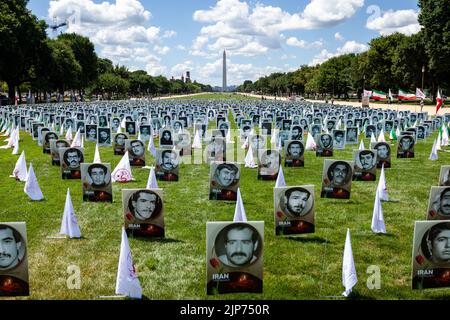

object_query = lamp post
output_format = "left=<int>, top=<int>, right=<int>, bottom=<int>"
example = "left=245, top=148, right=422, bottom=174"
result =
left=421, top=65, right=425, bottom=91
left=421, top=66, right=425, bottom=112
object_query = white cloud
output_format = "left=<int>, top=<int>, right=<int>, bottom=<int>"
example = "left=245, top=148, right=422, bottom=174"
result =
left=335, top=32, right=344, bottom=41
left=309, top=40, right=368, bottom=66
left=163, top=30, right=177, bottom=38
left=48, top=0, right=171, bottom=76
left=336, top=40, right=368, bottom=54
left=176, top=45, right=187, bottom=51
left=154, top=45, right=170, bottom=55
left=171, top=61, right=195, bottom=75
left=366, top=9, right=421, bottom=36
left=286, top=37, right=323, bottom=49
left=192, top=0, right=363, bottom=57
left=300, top=0, right=364, bottom=29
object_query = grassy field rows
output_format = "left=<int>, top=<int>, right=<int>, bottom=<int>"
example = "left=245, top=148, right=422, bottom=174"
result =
left=0, top=95, right=449, bottom=299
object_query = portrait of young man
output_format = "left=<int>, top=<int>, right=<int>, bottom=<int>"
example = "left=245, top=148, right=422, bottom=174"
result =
left=206, top=222, right=263, bottom=295
left=125, top=140, right=146, bottom=167
left=113, top=133, right=129, bottom=155
left=284, top=140, right=305, bottom=167
left=412, top=221, right=450, bottom=289
left=139, top=125, right=151, bottom=142
left=316, top=133, right=334, bottom=157
left=353, top=150, right=377, bottom=181
left=81, top=163, right=113, bottom=202
left=85, top=124, right=97, bottom=142
left=0, top=223, right=29, bottom=297
left=97, top=128, right=111, bottom=147
left=321, top=159, right=354, bottom=199
left=43, top=131, right=58, bottom=154
left=274, top=186, right=315, bottom=235
left=333, top=130, right=346, bottom=149
left=125, top=121, right=136, bottom=136
left=60, top=147, right=84, bottom=179
left=209, top=162, right=240, bottom=201
left=156, top=149, right=179, bottom=181
left=365, top=125, right=376, bottom=139
left=427, top=187, right=450, bottom=220
left=123, top=189, right=165, bottom=238
left=397, top=135, right=415, bottom=158
left=372, top=142, right=391, bottom=168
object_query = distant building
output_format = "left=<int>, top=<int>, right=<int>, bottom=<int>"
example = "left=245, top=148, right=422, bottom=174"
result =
left=186, top=71, right=191, bottom=84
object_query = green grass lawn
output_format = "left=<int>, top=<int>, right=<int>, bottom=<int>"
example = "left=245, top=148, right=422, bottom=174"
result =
left=1, top=98, right=450, bottom=300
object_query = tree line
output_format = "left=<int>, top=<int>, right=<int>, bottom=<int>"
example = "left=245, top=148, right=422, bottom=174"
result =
left=237, top=0, right=449, bottom=102
left=0, top=0, right=212, bottom=103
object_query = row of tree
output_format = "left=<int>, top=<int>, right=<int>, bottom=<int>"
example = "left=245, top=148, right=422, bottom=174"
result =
left=0, top=0, right=211, bottom=103
left=237, top=0, right=449, bottom=101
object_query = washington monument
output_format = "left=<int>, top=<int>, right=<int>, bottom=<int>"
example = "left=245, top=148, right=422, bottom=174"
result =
left=222, top=50, right=227, bottom=92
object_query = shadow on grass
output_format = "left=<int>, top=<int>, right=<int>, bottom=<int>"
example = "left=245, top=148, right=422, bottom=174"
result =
left=136, top=237, right=184, bottom=244
left=285, top=236, right=329, bottom=244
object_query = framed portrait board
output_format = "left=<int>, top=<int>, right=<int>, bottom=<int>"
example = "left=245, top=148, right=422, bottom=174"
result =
left=122, top=189, right=165, bottom=238
left=209, top=162, right=240, bottom=201
left=320, top=159, right=354, bottom=199
left=274, top=186, right=315, bottom=236
left=206, top=221, right=264, bottom=295
left=0, top=222, right=29, bottom=296
left=81, top=163, right=113, bottom=203
left=411, top=221, right=450, bottom=289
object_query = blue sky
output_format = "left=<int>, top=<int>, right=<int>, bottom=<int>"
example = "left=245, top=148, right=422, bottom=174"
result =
left=27, top=0, right=421, bottom=86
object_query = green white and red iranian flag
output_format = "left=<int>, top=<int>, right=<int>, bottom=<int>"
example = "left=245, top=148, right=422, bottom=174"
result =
left=398, top=89, right=416, bottom=100
left=371, top=90, right=387, bottom=101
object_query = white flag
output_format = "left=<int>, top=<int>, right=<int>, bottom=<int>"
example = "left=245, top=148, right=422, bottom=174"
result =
left=65, top=126, right=73, bottom=141
left=111, top=151, right=134, bottom=182
left=93, top=144, right=102, bottom=164
left=81, top=136, right=85, bottom=148
left=11, top=136, right=19, bottom=155
left=147, top=136, right=157, bottom=158
left=377, top=129, right=386, bottom=143
left=342, top=229, right=357, bottom=297
left=370, top=132, right=377, bottom=144
left=371, top=190, right=386, bottom=234
left=71, top=129, right=82, bottom=147
left=233, top=188, right=248, bottom=222
left=377, top=164, right=389, bottom=201
left=429, top=138, right=438, bottom=160
left=192, top=129, right=202, bottom=149
left=24, top=163, right=44, bottom=201
left=275, top=166, right=286, bottom=188
left=137, top=131, right=142, bottom=142
left=60, top=189, right=81, bottom=238
left=146, top=167, right=159, bottom=189
left=11, top=150, right=27, bottom=181
left=416, top=88, right=426, bottom=99
left=358, top=139, right=365, bottom=151
left=436, top=132, right=442, bottom=151
left=270, top=129, right=279, bottom=146
left=241, top=135, right=249, bottom=149
left=305, top=132, right=317, bottom=151
left=441, top=125, right=449, bottom=146
left=115, top=227, right=142, bottom=299
left=244, top=144, right=258, bottom=168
